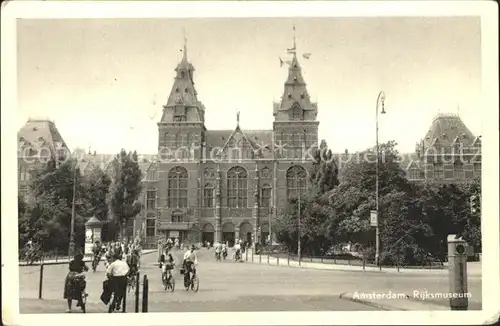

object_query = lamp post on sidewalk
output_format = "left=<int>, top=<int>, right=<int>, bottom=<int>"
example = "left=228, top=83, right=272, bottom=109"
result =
left=375, top=91, right=386, bottom=267
left=68, top=161, right=78, bottom=258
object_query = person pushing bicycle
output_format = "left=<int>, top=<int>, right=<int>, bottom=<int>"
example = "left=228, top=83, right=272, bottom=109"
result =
left=182, top=245, right=198, bottom=289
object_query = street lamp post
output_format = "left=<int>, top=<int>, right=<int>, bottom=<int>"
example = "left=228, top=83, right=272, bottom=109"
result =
left=297, top=191, right=301, bottom=265
left=68, top=162, right=77, bottom=258
left=375, top=91, right=386, bottom=267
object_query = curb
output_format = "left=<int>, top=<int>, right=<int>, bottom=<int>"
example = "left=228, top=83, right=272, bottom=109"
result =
left=338, top=292, right=397, bottom=311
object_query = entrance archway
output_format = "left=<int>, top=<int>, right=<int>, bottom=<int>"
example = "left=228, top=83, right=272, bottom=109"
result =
left=222, top=222, right=235, bottom=247
left=201, top=223, right=214, bottom=245
left=239, top=221, right=253, bottom=246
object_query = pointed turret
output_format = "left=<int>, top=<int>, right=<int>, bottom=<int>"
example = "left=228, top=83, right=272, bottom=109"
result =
left=274, top=26, right=317, bottom=122
left=160, top=34, right=205, bottom=123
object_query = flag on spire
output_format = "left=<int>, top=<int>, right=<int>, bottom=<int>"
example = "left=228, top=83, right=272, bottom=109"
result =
left=279, top=57, right=292, bottom=67
left=279, top=57, right=284, bottom=67
left=302, top=53, right=311, bottom=59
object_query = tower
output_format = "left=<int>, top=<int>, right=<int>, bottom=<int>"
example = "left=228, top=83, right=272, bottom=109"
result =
left=273, top=25, right=319, bottom=160
left=157, top=35, right=206, bottom=161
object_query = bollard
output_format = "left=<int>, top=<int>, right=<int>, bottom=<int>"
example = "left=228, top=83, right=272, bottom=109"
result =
left=267, top=254, right=269, bottom=264
left=363, top=258, right=366, bottom=271
left=397, top=255, right=400, bottom=272
left=259, top=253, right=261, bottom=263
left=348, top=257, right=351, bottom=265
left=321, top=256, right=323, bottom=264
left=379, top=262, right=382, bottom=271
left=56, top=249, right=58, bottom=263
left=142, top=275, right=149, bottom=312
left=334, top=256, right=336, bottom=264
left=287, top=253, right=290, bottom=266
left=277, top=254, right=279, bottom=266
left=311, top=256, right=313, bottom=263
left=38, top=264, right=44, bottom=299
left=447, top=234, right=469, bottom=310
left=251, top=248, right=254, bottom=262
left=246, top=249, right=248, bottom=261
left=135, top=272, right=140, bottom=313
left=122, top=286, right=126, bottom=312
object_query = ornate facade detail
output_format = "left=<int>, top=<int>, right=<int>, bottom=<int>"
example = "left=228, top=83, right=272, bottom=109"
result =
left=260, top=167, right=271, bottom=178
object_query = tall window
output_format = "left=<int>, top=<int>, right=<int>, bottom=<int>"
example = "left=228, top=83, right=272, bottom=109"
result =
left=260, top=184, right=272, bottom=208
left=473, top=162, right=481, bottom=176
left=168, top=166, right=188, bottom=208
left=146, top=190, right=156, bottom=210
left=146, top=219, right=156, bottom=237
left=286, top=165, right=307, bottom=199
left=227, top=166, right=247, bottom=208
left=171, top=211, right=184, bottom=223
left=433, top=163, right=444, bottom=180
left=204, top=184, right=214, bottom=208
left=453, top=160, right=465, bottom=179
left=409, top=169, right=420, bottom=180
left=146, top=168, right=157, bottom=181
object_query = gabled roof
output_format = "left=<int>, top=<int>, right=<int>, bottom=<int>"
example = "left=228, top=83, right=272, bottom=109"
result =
left=220, top=125, right=256, bottom=152
left=471, top=136, right=482, bottom=147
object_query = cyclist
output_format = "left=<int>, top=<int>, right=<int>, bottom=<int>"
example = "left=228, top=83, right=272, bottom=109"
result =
left=160, top=252, right=175, bottom=283
left=234, top=240, right=241, bottom=261
left=214, top=242, right=222, bottom=261
left=222, top=242, right=228, bottom=260
left=63, top=253, right=89, bottom=313
left=92, top=240, right=102, bottom=270
left=106, top=252, right=130, bottom=312
left=182, top=245, right=198, bottom=289
left=128, top=249, right=140, bottom=276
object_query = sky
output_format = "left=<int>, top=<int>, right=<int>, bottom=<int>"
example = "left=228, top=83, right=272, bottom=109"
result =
left=17, top=17, right=482, bottom=154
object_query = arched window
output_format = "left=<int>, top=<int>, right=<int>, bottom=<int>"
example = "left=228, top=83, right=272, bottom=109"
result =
left=260, top=184, right=272, bottom=208
left=286, top=165, right=307, bottom=199
left=204, top=183, right=214, bottom=208
left=168, top=166, right=188, bottom=208
left=172, top=211, right=184, bottom=223
left=227, top=166, right=247, bottom=208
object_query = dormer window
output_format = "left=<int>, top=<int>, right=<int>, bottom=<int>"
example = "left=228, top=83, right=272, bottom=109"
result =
left=175, top=88, right=179, bottom=93
left=181, top=71, right=185, bottom=78
left=287, top=93, right=292, bottom=99
left=300, top=93, right=305, bottom=99
left=185, top=88, right=189, bottom=93
left=293, top=76, right=297, bottom=81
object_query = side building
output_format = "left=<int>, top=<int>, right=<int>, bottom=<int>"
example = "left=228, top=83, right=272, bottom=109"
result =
left=404, top=114, right=481, bottom=183
left=17, top=119, right=70, bottom=197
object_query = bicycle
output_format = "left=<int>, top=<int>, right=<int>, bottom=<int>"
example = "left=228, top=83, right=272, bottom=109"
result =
left=127, top=270, right=138, bottom=293
left=91, top=254, right=100, bottom=272
left=162, top=265, right=175, bottom=292
left=181, top=264, right=199, bottom=292
left=73, top=274, right=88, bottom=313
left=215, top=252, right=221, bottom=262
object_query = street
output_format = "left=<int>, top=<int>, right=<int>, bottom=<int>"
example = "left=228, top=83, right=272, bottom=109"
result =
left=19, top=247, right=482, bottom=313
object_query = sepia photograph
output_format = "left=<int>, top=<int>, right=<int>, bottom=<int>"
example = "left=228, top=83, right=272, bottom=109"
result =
left=1, top=1, right=499, bottom=325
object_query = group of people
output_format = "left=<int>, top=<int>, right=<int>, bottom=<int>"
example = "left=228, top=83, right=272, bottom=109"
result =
left=63, top=239, right=142, bottom=313
left=159, top=242, right=199, bottom=290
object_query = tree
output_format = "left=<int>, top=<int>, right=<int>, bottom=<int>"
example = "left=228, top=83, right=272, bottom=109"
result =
left=275, top=140, right=339, bottom=255
left=107, top=149, right=143, bottom=242
left=19, top=157, right=87, bottom=253
left=82, top=165, right=112, bottom=221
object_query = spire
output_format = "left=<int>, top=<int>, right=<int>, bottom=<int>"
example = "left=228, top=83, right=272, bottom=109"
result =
left=182, top=28, right=188, bottom=62
left=162, top=31, right=202, bottom=120
left=274, top=23, right=317, bottom=122
left=236, top=111, right=240, bottom=127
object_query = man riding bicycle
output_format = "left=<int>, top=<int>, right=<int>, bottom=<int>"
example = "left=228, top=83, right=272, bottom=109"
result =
left=182, top=245, right=198, bottom=288
left=214, top=242, right=222, bottom=261
left=106, top=253, right=130, bottom=312
left=160, top=252, right=175, bottom=282
left=127, top=249, right=140, bottom=277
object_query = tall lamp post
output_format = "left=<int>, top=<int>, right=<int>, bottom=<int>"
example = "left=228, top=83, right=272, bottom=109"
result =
left=68, top=161, right=77, bottom=258
left=375, top=91, right=386, bottom=267
left=297, top=191, right=302, bottom=264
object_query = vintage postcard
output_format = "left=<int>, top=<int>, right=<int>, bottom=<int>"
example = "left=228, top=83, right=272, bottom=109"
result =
left=1, top=1, right=499, bottom=325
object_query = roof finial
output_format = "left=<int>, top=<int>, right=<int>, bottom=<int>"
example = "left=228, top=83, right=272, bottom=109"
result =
left=293, top=22, right=296, bottom=50
left=236, top=111, right=240, bottom=127
left=182, top=28, right=188, bottom=60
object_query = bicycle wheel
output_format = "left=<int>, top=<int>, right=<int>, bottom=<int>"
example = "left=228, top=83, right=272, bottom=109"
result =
left=162, top=274, right=168, bottom=291
left=81, top=291, right=87, bottom=313
left=191, top=276, right=199, bottom=292
left=169, top=276, right=175, bottom=292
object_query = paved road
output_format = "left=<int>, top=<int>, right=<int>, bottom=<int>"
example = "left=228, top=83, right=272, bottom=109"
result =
left=19, top=248, right=482, bottom=313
